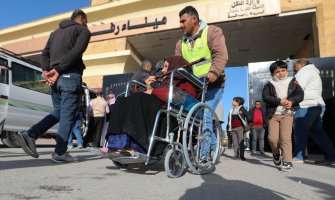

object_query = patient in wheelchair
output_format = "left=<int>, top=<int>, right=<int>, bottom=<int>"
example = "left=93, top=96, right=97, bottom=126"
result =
left=106, top=56, right=199, bottom=157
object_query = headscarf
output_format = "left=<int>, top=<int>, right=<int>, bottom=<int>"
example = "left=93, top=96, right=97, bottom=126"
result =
left=107, top=93, right=116, bottom=104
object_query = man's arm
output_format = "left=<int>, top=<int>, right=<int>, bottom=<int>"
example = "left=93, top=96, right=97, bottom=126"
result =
left=175, top=40, right=182, bottom=56
left=41, top=34, right=52, bottom=72
left=207, top=26, right=228, bottom=77
left=55, top=28, right=91, bottom=74
left=139, top=72, right=151, bottom=83
left=295, top=69, right=312, bottom=90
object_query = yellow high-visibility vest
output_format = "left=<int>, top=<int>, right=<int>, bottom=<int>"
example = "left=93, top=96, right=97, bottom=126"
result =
left=181, top=26, right=211, bottom=77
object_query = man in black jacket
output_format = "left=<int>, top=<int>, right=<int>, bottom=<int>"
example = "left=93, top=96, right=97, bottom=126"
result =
left=17, top=9, right=91, bottom=163
left=130, top=60, right=153, bottom=84
left=129, top=60, right=153, bottom=93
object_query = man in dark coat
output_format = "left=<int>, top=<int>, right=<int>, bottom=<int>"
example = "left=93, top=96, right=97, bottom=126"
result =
left=17, top=9, right=91, bottom=163
left=130, top=60, right=153, bottom=84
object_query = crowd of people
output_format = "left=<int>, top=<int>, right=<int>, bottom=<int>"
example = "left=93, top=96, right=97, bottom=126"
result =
left=225, top=59, right=335, bottom=172
left=16, top=6, right=335, bottom=172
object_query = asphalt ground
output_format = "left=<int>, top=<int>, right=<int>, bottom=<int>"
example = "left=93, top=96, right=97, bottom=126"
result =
left=0, top=139, right=334, bottom=200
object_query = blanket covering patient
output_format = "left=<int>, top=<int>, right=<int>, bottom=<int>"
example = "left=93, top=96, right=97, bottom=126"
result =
left=106, top=55, right=199, bottom=157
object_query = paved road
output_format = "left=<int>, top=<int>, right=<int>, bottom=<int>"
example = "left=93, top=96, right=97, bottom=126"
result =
left=0, top=140, right=334, bottom=200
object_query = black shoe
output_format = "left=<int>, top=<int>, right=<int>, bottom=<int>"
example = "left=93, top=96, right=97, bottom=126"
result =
left=51, top=152, right=79, bottom=163
left=88, top=142, right=96, bottom=147
left=17, top=131, right=39, bottom=158
left=314, top=159, right=335, bottom=165
left=273, top=149, right=282, bottom=167
left=281, top=162, right=293, bottom=172
left=234, top=155, right=239, bottom=160
left=240, top=156, right=246, bottom=161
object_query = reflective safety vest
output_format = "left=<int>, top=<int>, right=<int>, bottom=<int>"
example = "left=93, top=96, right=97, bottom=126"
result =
left=181, top=26, right=212, bottom=77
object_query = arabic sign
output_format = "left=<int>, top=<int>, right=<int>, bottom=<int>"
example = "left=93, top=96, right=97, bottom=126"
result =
left=90, top=1, right=280, bottom=37
left=226, top=0, right=280, bottom=20
left=92, top=16, right=167, bottom=36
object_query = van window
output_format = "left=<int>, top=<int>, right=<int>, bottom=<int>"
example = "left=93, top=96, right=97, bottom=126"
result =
left=0, top=58, right=9, bottom=84
left=11, top=62, right=51, bottom=94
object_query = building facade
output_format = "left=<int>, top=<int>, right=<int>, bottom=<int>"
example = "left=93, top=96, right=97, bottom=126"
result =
left=0, top=0, right=334, bottom=89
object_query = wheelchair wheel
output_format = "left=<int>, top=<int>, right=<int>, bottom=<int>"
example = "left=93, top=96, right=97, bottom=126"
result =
left=164, top=147, right=185, bottom=178
left=182, top=103, right=222, bottom=175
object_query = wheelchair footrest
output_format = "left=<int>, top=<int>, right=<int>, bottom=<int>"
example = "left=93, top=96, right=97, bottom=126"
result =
left=111, top=151, right=148, bottom=164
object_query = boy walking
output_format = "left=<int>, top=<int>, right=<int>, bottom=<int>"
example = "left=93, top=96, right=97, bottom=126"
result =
left=262, top=60, right=304, bottom=172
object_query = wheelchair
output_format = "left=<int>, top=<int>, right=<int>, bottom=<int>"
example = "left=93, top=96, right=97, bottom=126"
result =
left=109, top=68, right=223, bottom=178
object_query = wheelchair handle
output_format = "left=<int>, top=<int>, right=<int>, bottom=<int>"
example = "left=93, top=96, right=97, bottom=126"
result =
left=156, top=57, right=206, bottom=78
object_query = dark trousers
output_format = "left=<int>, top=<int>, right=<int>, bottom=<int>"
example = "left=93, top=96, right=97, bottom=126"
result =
left=294, top=106, right=335, bottom=160
left=92, top=117, right=105, bottom=147
left=28, top=73, right=81, bottom=155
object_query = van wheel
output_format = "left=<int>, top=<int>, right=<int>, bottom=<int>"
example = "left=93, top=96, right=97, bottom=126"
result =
left=1, top=131, right=21, bottom=148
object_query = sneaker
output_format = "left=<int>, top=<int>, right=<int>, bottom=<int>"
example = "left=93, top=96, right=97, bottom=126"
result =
left=281, top=162, right=293, bottom=172
left=260, top=152, right=266, bottom=156
left=245, top=147, right=250, bottom=151
left=67, top=144, right=74, bottom=149
left=292, top=157, right=304, bottom=164
left=17, top=131, right=39, bottom=158
left=251, top=151, right=257, bottom=156
left=77, top=145, right=83, bottom=149
left=273, top=149, right=282, bottom=167
left=314, top=159, right=335, bottom=165
left=199, top=156, right=211, bottom=167
left=51, top=152, right=79, bottom=163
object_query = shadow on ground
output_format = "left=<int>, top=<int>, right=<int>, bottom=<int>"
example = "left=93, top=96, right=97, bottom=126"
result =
left=288, top=177, right=335, bottom=200
left=0, top=149, right=104, bottom=170
left=179, top=173, right=292, bottom=200
left=105, top=159, right=165, bottom=175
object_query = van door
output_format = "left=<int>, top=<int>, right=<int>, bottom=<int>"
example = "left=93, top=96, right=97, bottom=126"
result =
left=81, top=85, right=92, bottom=137
left=7, top=61, right=56, bottom=133
left=0, top=57, right=9, bottom=129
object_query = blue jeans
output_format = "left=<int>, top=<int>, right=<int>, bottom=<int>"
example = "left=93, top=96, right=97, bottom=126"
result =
left=294, top=106, right=335, bottom=161
left=28, top=73, right=82, bottom=155
left=68, top=112, right=83, bottom=146
left=200, top=87, right=224, bottom=157
left=251, top=126, right=265, bottom=153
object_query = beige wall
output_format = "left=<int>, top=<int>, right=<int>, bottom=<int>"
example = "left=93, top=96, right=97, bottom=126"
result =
left=85, top=38, right=126, bottom=55
left=281, top=0, right=335, bottom=58
left=2, top=0, right=334, bottom=58
left=88, top=0, right=335, bottom=60
left=91, top=0, right=116, bottom=6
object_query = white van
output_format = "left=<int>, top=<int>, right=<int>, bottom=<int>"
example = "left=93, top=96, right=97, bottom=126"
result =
left=0, top=47, right=90, bottom=147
